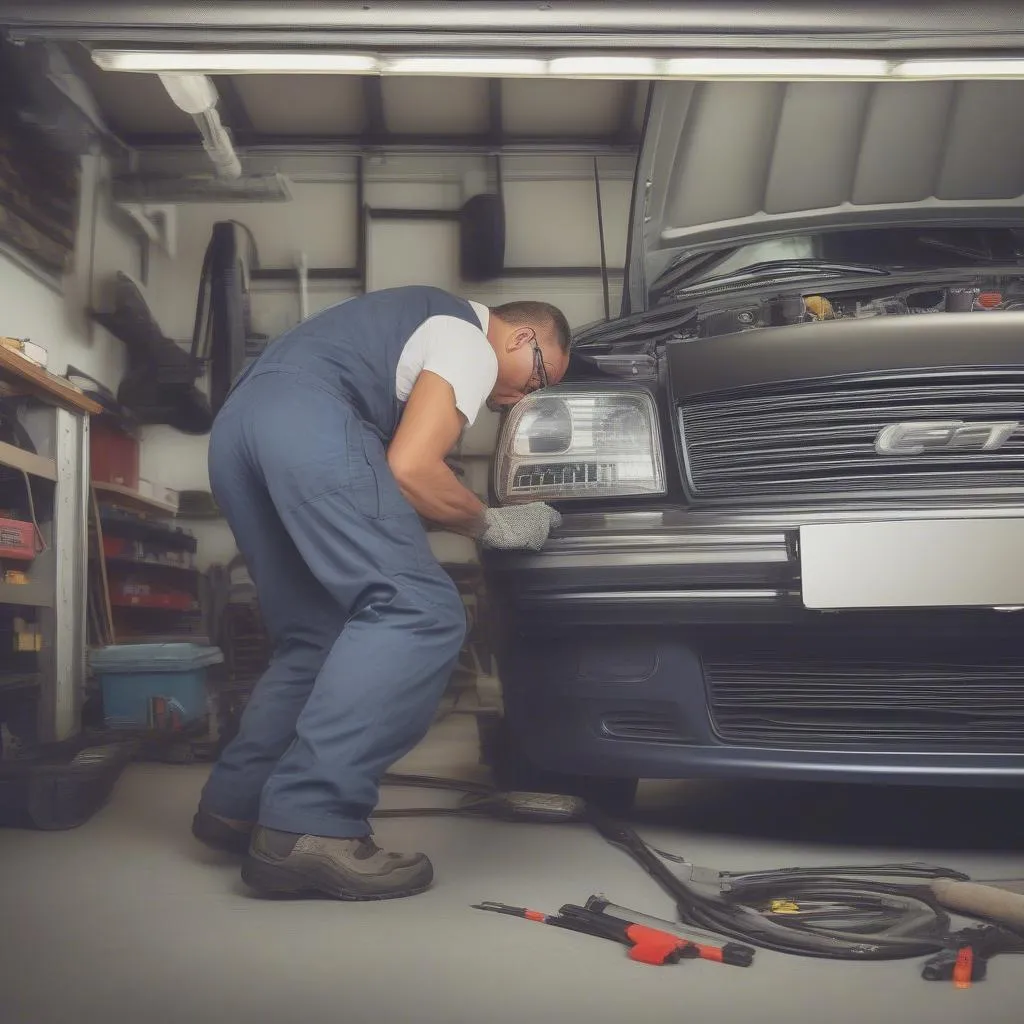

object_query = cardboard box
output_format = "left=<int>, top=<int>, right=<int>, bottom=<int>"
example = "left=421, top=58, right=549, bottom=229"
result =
left=0, top=337, right=48, bottom=369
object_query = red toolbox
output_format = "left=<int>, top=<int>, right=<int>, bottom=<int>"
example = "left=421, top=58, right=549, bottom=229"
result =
left=0, top=516, right=37, bottom=561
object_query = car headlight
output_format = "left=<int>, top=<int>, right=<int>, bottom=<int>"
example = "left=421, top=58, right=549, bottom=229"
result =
left=494, top=387, right=666, bottom=503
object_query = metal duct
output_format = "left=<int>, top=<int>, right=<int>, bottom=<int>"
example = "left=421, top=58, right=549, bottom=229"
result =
left=158, top=73, right=240, bottom=179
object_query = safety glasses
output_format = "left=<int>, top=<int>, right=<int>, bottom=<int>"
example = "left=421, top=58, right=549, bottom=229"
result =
left=526, top=339, right=550, bottom=395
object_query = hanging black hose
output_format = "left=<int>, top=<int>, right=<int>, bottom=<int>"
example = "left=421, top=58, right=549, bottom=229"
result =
left=191, top=221, right=254, bottom=416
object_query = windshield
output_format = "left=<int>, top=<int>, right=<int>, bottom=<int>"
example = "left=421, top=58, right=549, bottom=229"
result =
left=654, top=227, right=1024, bottom=301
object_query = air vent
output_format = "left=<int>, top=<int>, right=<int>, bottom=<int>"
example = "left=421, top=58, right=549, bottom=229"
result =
left=705, top=654, right=1024, bottom=751
left=601, top=709, right=691, bottom=744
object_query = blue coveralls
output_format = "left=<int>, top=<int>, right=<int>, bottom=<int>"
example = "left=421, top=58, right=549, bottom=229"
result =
left=198, top=286, right=472, bottom=838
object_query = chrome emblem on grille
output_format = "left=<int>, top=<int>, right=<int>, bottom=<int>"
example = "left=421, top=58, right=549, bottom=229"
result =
left=874, top=420, right=1020, bottom=456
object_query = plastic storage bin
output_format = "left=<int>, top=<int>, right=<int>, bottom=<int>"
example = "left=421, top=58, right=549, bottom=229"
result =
left=0, top=740, right=136, bottom=830
left=89, top=643, right=224, bottom=730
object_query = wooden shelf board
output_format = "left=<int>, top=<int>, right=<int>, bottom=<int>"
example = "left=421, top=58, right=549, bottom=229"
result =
left=0, top=345, right=102, bottom=415
left=0, top=581, right=54, bottom=607
left=93, top=481, right=177, bottom=516
left=0, top=438, right=57, bottom=481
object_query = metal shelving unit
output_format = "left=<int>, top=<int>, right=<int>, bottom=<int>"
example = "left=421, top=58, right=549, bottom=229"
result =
left=0, top=438, right=57, bottom=481
left=0, top=351, right=96, bottom=743
left=91, top=490, right=202, bottom=644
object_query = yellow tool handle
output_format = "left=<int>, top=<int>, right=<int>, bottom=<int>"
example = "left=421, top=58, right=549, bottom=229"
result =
left=931, top=879, right=1024, bottom=930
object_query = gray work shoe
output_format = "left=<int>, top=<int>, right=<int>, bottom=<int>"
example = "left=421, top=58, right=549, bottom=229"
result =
left=192, top=809, right=255, bottom=855
left=241, top=826, right=434, bottom=900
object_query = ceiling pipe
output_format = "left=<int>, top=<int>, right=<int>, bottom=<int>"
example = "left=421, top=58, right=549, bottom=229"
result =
left=158, top=73, right=240, bottom=179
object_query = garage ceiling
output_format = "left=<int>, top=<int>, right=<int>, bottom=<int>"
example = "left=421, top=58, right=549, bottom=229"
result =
left=70, top=49, right=646, bottom=150
left=16, top=1, right=1024, bottom=156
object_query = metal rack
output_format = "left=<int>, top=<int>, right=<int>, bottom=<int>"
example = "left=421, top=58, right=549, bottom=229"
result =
left=0, top=349, right=96, bottom=743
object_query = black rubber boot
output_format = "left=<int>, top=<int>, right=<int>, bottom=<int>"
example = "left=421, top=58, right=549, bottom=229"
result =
left=241, top=826, right=434, bottom=900
left=191, top=809, right=255, bottom=855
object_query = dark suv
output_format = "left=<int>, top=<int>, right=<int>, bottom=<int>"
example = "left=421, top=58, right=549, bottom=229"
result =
left=481, top=79, right=1024, bottom=808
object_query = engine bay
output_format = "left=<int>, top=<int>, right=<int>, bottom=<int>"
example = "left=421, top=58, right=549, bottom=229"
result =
left=692, top=279, right=1024, bottom=340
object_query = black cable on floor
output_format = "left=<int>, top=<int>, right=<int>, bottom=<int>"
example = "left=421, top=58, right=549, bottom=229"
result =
left=590, top=810, right=968, bottom=961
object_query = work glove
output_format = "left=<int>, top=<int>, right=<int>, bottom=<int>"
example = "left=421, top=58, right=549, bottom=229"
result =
left=480, top=503, right=562, bottom=552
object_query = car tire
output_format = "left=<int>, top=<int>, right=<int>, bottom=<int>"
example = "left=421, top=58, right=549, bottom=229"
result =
left=477, top=713, right=638, bottom=815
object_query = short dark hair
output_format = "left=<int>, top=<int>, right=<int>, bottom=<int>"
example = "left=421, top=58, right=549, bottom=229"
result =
left=491, top=300, right=572, bottom=354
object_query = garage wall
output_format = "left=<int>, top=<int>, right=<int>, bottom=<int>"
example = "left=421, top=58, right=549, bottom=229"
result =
left=0, top=151, right=134, bottom=391
left=133, top=151, right=636, bottom=567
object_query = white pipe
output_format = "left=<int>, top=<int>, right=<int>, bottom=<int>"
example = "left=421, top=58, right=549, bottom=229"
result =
left=194, top=109, right=242, bottom=179
left=158, top=73, right=241, bottom=179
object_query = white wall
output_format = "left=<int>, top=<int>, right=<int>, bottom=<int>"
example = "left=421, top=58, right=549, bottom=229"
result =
left=0, top=152, right=135, bottom=392
left=133, top=151, right=636, bottom=567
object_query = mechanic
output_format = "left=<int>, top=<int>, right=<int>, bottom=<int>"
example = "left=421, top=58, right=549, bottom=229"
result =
left=191, top=285, right=571, bottom=900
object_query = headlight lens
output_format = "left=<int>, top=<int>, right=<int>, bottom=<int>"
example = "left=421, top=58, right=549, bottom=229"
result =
left=495, top=388, right=666, bottom=503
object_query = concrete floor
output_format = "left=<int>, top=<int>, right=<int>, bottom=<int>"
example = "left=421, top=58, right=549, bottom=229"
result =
left=2, top=712, right=1023, bottom=1024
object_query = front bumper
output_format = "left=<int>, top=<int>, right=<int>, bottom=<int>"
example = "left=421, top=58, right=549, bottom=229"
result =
left=483, top=508, right=1024, bottom=786
left=484, top=507, right=1024, bottom=625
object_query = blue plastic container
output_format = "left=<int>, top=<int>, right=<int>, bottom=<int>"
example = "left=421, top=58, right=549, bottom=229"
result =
left=89, top=643, right=224, bottom=730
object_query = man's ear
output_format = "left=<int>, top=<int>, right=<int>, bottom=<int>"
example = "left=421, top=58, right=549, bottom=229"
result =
left=508, top=327, right=534, bottom=351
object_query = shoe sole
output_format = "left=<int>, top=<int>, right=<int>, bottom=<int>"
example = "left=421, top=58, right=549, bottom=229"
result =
left=240, top=854, right=433, bottom=901
left=191, top=812, right=253, bottom=856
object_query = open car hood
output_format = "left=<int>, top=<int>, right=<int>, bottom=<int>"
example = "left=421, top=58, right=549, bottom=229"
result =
left=623, top=79, right=1024, bottom=314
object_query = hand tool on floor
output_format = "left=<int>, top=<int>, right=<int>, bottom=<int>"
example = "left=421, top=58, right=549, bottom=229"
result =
left=472, top=900, right=754, bottom=967
left=920, top=924, right=1024, bottom=987
left=556, top=902, right=755, bottom=966
left=586, top=808, right=1024, bottom=982
left=583, top=894, right=750, bottom=948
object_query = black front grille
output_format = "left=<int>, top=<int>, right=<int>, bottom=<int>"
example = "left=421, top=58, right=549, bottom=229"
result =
left=705, top=655, right=1024, bottom=750
left=680, top=370, right=1024, bottom=502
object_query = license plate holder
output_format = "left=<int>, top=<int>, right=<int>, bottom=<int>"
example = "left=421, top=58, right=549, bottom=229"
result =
left=799, top=518, right=1024, bottom=610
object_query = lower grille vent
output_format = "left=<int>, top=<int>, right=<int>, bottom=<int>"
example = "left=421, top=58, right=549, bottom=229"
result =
left=601, top=708, right=692, bottom=744
left=706, top=656, right=1024, bottom=750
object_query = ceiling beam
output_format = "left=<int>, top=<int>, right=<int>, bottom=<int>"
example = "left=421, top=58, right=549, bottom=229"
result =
left=211, top=75, right=256, bottom=141
left=487, top=79, right=503, bottom=147
left=615, top=81, right=641, bottom=144
left=361, top=75, right=386, bottom=140
left=117, top=131, right=639, bottom=154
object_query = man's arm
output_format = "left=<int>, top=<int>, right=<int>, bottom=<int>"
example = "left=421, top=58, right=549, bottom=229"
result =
left=386, top=370, right=487, bottom=538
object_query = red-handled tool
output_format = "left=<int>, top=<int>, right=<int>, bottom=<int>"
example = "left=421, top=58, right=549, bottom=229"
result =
left=472, top=901, right=754, bottom=967
left=556, top=903, right=754, bottom=966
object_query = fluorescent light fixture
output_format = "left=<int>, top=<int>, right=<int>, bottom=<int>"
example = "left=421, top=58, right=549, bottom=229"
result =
left=92, top=50, right=379, bottom=74
left=383, top=56, right=547, bottom=76
left=895, top=59, right=1024, bottom=79
left=662, top=57, right=891, bottom=79
left=548, top=56, right=658, bottom=78
left=91, top=50, right=1024, bottom=82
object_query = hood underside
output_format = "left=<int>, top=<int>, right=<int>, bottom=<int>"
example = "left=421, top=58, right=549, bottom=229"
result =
left=625, top=79, right=1024, bottom=313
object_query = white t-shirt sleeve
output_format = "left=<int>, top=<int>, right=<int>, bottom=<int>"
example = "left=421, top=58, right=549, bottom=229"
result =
left=396, top=315, right=499, bottom=426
